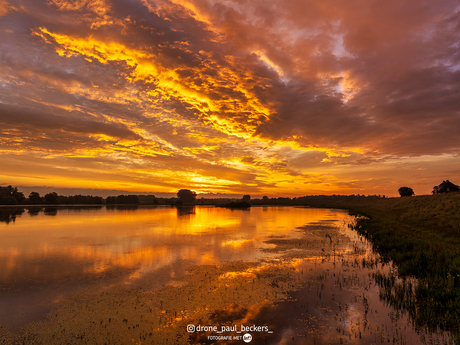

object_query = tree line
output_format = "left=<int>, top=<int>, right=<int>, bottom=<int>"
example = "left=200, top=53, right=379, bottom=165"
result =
left=1, top=184, right=396, bottom=207
left=0, top=185, right=139, bottom=205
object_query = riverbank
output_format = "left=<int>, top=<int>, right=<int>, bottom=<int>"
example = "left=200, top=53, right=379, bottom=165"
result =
left=304, top=193, right=460, bottom=341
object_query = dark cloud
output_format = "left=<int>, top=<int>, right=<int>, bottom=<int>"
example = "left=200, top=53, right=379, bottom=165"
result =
left=183, top=0, right=460, bottom=155
left=0, top=103, right=140, bottom=141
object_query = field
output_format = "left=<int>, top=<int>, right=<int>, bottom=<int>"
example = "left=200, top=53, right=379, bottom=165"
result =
left=303, top=193, right=460, bottom=341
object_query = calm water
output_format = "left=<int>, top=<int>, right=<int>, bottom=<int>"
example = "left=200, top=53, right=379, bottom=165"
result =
left=0, top=205, right=452, bottom=344
left=0, top=206, right=337, bottom=326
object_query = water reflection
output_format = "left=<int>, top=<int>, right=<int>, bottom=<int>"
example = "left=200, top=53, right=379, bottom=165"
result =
left=43, top=207, right=58, bottom=216
left=176, top=206, right=196, bottom=217
left=27, top=207, right=42, bottom=216
left=0, top=206, right=451, bottom=344
left=0, top=205, right=336, bottom=328
left=1, top=206, right=336, bottom=280
left=0, top=207, right=24, bottom=224
left=106, top=205, right=139, bottom=211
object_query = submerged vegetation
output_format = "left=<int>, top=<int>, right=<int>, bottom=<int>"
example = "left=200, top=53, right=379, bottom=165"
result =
left=303, top=192, right=460, bottom=341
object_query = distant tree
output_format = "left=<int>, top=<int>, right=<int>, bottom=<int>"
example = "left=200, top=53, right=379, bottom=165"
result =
left=0, top=195, right=17, bottom=205
left=28, top=192, right=42, bottom=204
left=262, top=196, right=269, bottom=201
left=61, top=195, right=103, bottom=204
left=12, top=189, right=25, bottom=203
left=106, top=196, right=117, bottom=204
left=398, top=187, right=414, bottom=197
left=242, top=195, right=251, bottom=202
left=218, top=201, right=251, bottom=209
left=44, top=192, right=59, bottom=204
left=137, top=195, right=157, bottom=204
left=116, top=195, right=140, bottom=204
left=0, top=185, right=24, bottom=205
left=177, top=189, right=196, bottom=204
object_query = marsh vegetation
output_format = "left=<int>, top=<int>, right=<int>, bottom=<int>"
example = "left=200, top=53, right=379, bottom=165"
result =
left=302, top=192, right=460, bottom=343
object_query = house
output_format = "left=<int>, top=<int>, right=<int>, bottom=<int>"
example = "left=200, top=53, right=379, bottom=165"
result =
left=432, top=180, right=460, bottom=194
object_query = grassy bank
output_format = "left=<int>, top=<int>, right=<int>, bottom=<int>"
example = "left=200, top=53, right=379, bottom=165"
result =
left=304, top=193, right=460, bottom=340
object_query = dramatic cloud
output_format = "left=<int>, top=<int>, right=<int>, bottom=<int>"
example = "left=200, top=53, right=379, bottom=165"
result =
left=1, top=0, right=459, bottom=196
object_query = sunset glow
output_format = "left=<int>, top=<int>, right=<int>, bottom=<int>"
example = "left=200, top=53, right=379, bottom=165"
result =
left=1, top=0, right=459, bottom=196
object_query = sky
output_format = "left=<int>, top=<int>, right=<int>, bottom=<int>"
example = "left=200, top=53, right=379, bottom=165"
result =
left=1, top=0, right=460, bottom=198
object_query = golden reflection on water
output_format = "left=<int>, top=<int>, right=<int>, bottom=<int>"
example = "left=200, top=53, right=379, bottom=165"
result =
left=0, top=206, right=335, bottom=286
left=1, top=206, right=451, bottom=344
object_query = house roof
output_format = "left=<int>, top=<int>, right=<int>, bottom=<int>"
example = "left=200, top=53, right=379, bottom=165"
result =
left=436, top=180, right=460, bottom=193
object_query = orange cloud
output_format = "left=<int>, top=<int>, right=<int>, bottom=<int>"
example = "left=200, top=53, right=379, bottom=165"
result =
left=0, top=0, right=14, bottom=16
left=48, top=0, right=111, bottom=15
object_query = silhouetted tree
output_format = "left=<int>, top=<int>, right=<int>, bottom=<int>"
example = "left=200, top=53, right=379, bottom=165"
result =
left=218, top=201, right=251, bottom=209
left=177, top=189, right=196, bottom=204
left=60, top=195, right=103, bottom=204
left=105, top=195, right=139, bottom=204
left=106, top=196, right=117, bottom=204
left=12, top=189, right=25, bottom=203
left=0, top=195, right=17, bottom=205
left=116, top=195, right=140, bottom=204
left=398, top=187, right=414, bottom=197
left=28, top=192, right=42, bottom=204
left=242, top=195, right=251, bottom=202
left=44, top=192, right=59, bottom=204
left=137, top=195, right=157, bottom=204
left=0, top=185, right=24, bottom=205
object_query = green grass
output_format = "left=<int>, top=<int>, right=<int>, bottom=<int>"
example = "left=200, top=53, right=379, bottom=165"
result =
left=303, top=193, right=460, bottom=340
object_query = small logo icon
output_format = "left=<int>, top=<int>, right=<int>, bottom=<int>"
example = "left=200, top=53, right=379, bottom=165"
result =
left=243, top=333, right=252, bottom=343
left=187, top=324, right=195, bottom=333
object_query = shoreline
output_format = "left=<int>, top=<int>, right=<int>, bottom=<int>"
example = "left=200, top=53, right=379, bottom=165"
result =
left=302, top=192, right=460, bottom=342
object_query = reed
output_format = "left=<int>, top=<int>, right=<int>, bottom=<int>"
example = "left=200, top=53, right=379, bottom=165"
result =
left=305, top=192, right=460, bottom=341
